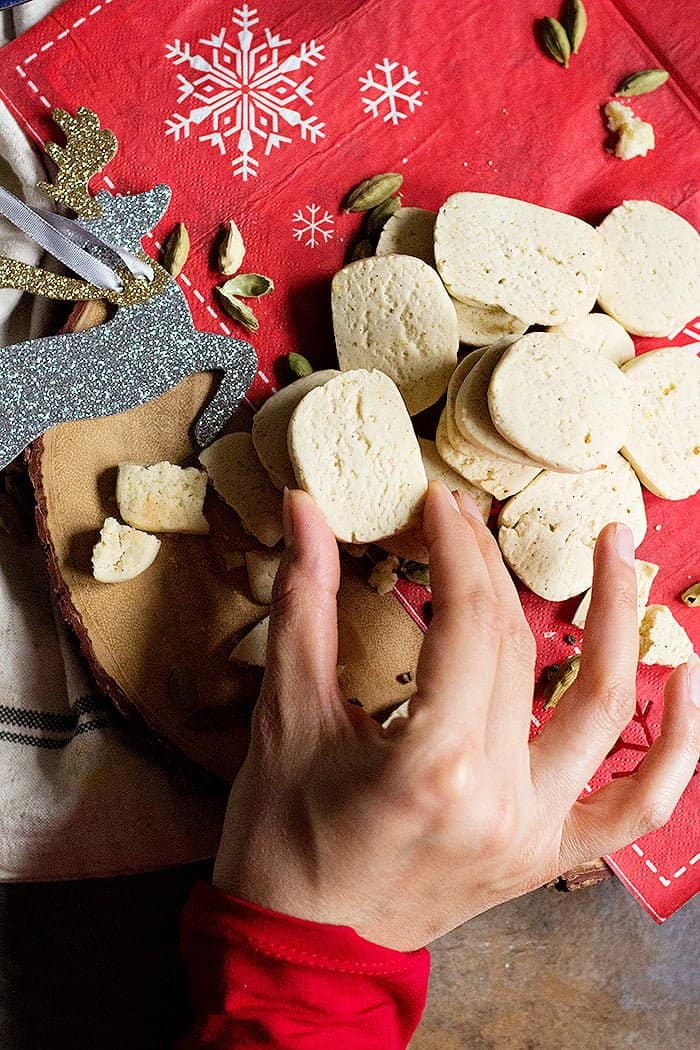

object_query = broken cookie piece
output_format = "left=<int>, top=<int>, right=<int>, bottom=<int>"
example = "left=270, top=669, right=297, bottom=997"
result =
left=639, top=604, right=693, bottom=667
left=116, top=462, right=209, bottom=534
left=92, top=517, right=161, bottom=583
left=229, top=617, right=269, bottom=667
left=605, top=101, right=655, bottom=160
left=245, top=550, right=282, bottom=605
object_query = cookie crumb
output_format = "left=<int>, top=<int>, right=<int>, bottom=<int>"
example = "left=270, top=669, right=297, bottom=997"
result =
left=369, top=555, right=400, bottom=595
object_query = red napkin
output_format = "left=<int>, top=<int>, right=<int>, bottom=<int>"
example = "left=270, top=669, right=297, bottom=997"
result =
left=0, top=0, right=697, bottom=919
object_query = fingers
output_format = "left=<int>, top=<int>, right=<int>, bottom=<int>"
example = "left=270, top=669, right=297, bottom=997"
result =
left=559, top=657, right=700, bottom=867
left=414, top=482, right=500, bottom=725
left=531, top=523, right=639, bottom=804
left=258, top=489, right=342, bottom=729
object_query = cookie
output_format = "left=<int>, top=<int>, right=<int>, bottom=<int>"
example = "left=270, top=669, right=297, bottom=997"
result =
left=620, top=346, right=700, bottom=500
left=488, top=332, right=632, bottom=473
left=199, top=432, right=283, bottom=547
left=597, top=201, right=700, bottom=337
left=116, top=461, right=209, bottom=534
left=376, top=207, right=525, bottom=345
left=639, top=605, right=693, bottom=668
left=245, top=550, right=282, bottom=605
left=436, top=411, right=540, bottom=501
left=498, top=455, right=647, bottom=601
left=91, top=517, right=161, bottom=583
left=332, top=255, right=458, bottom=415
left=454, top=345, right=544, bottom=467
left=571, top=559, right=658, bottom=629
left=435, top=192, right=603, bottom=325
left=288, top=369, right=427, bottom=543
left=548, top=313, right=634, bottom=366
left=252, top=370, right=339, bottom=490
left=230, top=617, right=269, bottom=667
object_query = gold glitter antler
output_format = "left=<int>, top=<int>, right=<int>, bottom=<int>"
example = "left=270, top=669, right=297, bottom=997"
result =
left=38, top=107, right=118, bottom=218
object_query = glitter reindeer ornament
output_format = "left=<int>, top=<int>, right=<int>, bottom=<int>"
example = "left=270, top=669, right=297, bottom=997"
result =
left=0, top=108, right=257, bottom=469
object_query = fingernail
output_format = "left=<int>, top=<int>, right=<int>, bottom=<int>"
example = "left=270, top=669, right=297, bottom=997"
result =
left=613, top=523, right=635, bottom=566
left=457, top=490, right=483, bottom=524
left=687, top=651, right=700, bottom=708
left=282, top=488, right=295, bottom=548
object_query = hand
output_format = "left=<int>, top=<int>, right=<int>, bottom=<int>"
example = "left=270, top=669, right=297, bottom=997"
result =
left=213, top=483, right=700, bottom=951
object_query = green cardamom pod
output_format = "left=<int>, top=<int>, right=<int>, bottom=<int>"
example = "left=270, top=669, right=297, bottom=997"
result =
left=162, top=222, right=190, bottom=278
left=365, top=194, right=402, bottom=238
left=616, top=69, right=669, bottom=97
left=288, top=352, right=313, bottom=378
left=350, top=238, right=375, bottom=261
left=220, top=273, right=274, bottom=298
left=544, top=654, right=580, bottom=709
left=541, top=17, right=571, bottom=68
left=681, top=582, right=700, bottom=607
left=216, top=286, right=259, bottom=331
left=218, top=219, right=246, bottom=275
left=402, top=561, right=431, bottom=587
left=344, top=173, right=403, bottom=213
left=565, top=0, right=587, bottom=54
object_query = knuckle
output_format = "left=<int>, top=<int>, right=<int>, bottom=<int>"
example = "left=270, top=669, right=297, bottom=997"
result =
left=635, top=796, right=675, bottom=837
left=464, top=592, right=502, bottom=636
left=589, top=677, right=636, bottom=732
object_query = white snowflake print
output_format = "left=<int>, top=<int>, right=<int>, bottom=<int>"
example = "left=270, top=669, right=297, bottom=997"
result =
left=164, top=5, right=326, bottom=180
left=292, top=204, right=334, bottom=248
left=359, top=59, right=422, bottom=125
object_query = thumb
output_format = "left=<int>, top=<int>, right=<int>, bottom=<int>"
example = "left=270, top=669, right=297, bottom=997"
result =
left=259, top=489, right=342, bottom=726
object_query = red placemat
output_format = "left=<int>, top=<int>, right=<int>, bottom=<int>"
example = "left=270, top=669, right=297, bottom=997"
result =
left=0, top=0, right=697, bottom=920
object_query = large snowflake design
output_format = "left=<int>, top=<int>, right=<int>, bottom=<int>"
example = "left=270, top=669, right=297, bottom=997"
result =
left=292, top=204, right=334, bottom=248
left=359, top=59, right=423, bottom=125
left=164, top=5, right=326, bottom=180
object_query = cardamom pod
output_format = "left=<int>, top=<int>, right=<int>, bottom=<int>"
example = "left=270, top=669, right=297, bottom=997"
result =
left=565, top=0, right=587, bottom=54
left=216, top=286, right=259, bottom=331
left=616, top=69, right=669, bottom=97
left=541, top=17, right=571, bottom=68
left=350, top=238, right=375, bottom=261
left=162, top=222, right=190, bottom=277
left=402, top=561, right=431, bottom=587
left=681, top=582, right=700, bottom=607
left=365, top=194, right=402, bottom=238
left=218, top=219, right=245, bottom=275
left=344, top=173, right=403, bottom=213
left=544, top=654, right=580, bottom=709
left=220, top=273, right=274, bottom=298
left=288, top=352, right=313, bottom=379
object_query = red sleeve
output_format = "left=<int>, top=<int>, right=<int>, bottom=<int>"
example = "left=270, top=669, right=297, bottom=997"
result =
left=178, top=881, right=430, bottom=1050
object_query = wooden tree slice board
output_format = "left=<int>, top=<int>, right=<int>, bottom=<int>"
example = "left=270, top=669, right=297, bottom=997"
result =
left=27, top=304, right=424, bottom=781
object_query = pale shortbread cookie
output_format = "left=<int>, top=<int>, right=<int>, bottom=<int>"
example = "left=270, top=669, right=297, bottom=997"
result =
left=488, top=332, right=632, bottom=473
left=597, top=201, right=700, bottom=337
left=116, top=462, right=209, bottom=534
left=199, top=433, right=283, bottom=547
left=571, top=559, right=658, bottom=629
left=454, top=345, right=545, bottom=467
left=252, top=370, right=339, bottom=491
left=548, top=313, right=634, bottom=366
left=435, top=192, right=603, bottom=325
left=91, top=517, right=161, bottom=583
left=230, top=617, right=269, bottom=667
left=376, top=207, right=526, bottom=345
left=436, top=412, right=540, bottom=501
left=245, top=550, right=282, bottom=605
left=498, top=455, right=647, bottom=601
left=639, top=605, right=694, bottom=668
left=621, top=346, right=700, bottom=500
left=288, top=369, right=427, bottom=543
left=332, top=255, right=458, bottom=415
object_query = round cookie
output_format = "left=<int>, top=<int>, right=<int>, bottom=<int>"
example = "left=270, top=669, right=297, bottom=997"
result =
left=597, top=201, right=700, bottom=337
left=332, top=255, right=458, bottom=416
left=445, top=349, right=488, bottom=455
left=288, top=369, right=428, bottom=543
left=376, top=207, right=526, bottom=346
left=454, top=345, right=544, bottom=467
left=252, top=369, right=339, bottom=490
left=548, top=313, right=634, bottom=366
left=436, top=412, right=540, bottom=502
left=435, top=192, right=604, bottom=326
left=498, top=455, right=647, bottom=601
left=621, top=346, right=700, bottom=500
left=488, top=332, right=632, bottom=473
